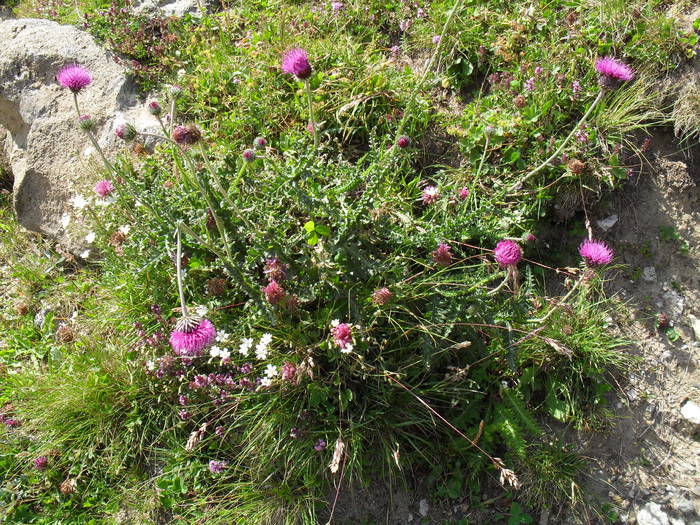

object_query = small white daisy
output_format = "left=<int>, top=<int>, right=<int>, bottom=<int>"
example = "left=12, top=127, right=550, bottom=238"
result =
left=209, top=345, right=221, bottom=358
left=219, top=348, right=231, bottom=360
left=260, top=377, right=272, bottom=387
left=264, top=364, right=278, bottom=378
left=195, top=305, right=209, bottom=316
left=239, top=337, right=254, bottom=356
left=85, top=232, right=96, bottom=244
left=71, top=195, right=89, bottom=210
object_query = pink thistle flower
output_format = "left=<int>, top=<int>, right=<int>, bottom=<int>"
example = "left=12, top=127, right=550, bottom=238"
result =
left=282, top=48, right=312, bottom=80
left=242, top=148, right=256, bottom=162
left=421, top=185, right=440, bottom=205
left=281, top=361, right=297, bottom=382
left=115, top=122, right=137, bottom=141
left=253, top=136, right=267, bottom=149
left=94, top=179, right=114, bottom=197
left=33, top=456, right=49, bottom=471
left=56, top=64, right=92, bottom=93
left=458, top=187, right=470, bottom=201
left=169, top=318, right=217, bottom=357
left=396, top=135, right=410, bottom=148
left=595, top=57, right=634, bottom=89
left=331, top=320, right=353, bottom=353
left=371, top=287, right=394, bottom=306
left=432, top=242, right=453, bottom=266
left=208, top=460, right=227, bottom=473
left=263, top=257, right=288, bottom=281
left=493, top=240, right=522, bottom=267
left=578, top=239, right=613, bottom=266
left=148, top=100, right=162, bottom=116
left=79, top=114, right=95, bottom=131
left=262, top=280, right=286, bottom=305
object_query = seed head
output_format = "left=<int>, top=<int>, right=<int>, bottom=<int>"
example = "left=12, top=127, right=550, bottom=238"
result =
left=371, top=287, right=394, bottom=306
left=262, top=280, right=286, bottom=305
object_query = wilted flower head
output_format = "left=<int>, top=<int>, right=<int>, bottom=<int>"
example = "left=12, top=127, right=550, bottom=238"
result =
left=396, top=135, right=410, bottom=148
left=282, top=48, right=312, bottom=80
left=253, top=136, right=267, bottom=149
left=263, top=257, right=287, bottom=282
left=578, top=239, right=613, bottom=266
left=432, top=242, right=452, bottom=266
left=595, top=57, right=634, bottom=89
left=262, top=280, right=286, bottom=305
left=173, top=125, right=202, bottom=145
left=170, top=317, right=217, bottom=357
left=208, top=460, right=227, bottom=473
left=331, top=320, right=354, bottom=353
left=94, top=179, right=114, bottom=197
left=242, top=148, right=256, bottom=162
left=33, top=456, right=49, bottom=471
left=57, top=64, right=92, bottom=93
left=494, top=240, right=522, bottom=267
left=371, top=287, right=394, bottom=306
left=115, top=122, right=137, bottom=141
left=421, top=185, right=440, bottom=205
left=148, top=100, right=162, bottom=116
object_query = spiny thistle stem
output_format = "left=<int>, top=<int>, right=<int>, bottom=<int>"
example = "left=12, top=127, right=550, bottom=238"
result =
left=508, top=90, right=605, bottom=193
left=304, top=78, right=319, bottom=149
left=175, top=226, right=189, bottom=317
left=72, top=93, right=115, bottom=173
left=530, top=273, right=585, bottom=324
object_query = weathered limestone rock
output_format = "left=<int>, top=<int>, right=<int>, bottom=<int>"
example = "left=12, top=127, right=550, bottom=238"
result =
left=0, top=18, right=156, bottom=252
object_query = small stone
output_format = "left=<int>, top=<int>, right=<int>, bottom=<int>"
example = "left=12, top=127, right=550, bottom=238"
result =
left=597, top=214, right=619, bottom=231
left=671, top=493, right=695, bottom=515
left=643, top=267, right=657, bottom=282
left=419, top=499, right=429, bottom=517
left=688, top=316, right=700, bottom=341
left=670, top=519, right=686, bottom=525
left=680, top=400, right=700, bottom=425
left=636, top=502, right=671, bottom=525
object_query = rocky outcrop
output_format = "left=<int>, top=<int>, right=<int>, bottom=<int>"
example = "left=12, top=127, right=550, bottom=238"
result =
left=0, top=18, right=157, bottom=253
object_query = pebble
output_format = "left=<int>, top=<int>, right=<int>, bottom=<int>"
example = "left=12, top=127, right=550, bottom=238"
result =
left=419, top=499, right=429, bottom=517
left=637, top=502, right=671, bottom=525
left=680, top=400, right=700, bottom=425
left=689, top=316, right=700, bottom=341
left=597, top=214, right=619, bottom=231
left=643, top=267, right=658, bottom=282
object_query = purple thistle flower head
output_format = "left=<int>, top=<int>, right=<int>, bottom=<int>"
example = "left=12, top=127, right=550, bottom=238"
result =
left=494, top=240, right=522, bottom=267
left=314, top=438, right=327, bottom=451
left=33, top=456, right=49, bottom=471
left=94, top=179, right=114, bottom=198
left=396, top=135, right=410, bottom=148
left=432, top=242, right=453, bottom=267
left=115, top=122, right=137, bottom=141
left=253, top=136, right=267, bottom=149
left=148, top=100, right=162, bottom=116
left=282, top=48, right=312, bottom=80
left=57, top=64, right=92, bottom=93
left=208, top=460, right=227, bottom=473
left=578, top=239, right=613, bottom=266
left=595, top=57, right=634, bottom=89
left=242, top=148, right=256, bottom=162
left=170, top=318, right=217, bottom=357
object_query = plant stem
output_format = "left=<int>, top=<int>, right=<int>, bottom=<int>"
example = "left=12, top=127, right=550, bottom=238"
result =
left=175, top=226, right=189, bottom=317
left=530, top=273, right=584, bottom=324
left=469, top=134, right=489, bottom=200
left=304, top=78, right=319, bottom=149
left=72, top=93, right=115, bottom=174
left=508, top=89, right=605, bottom=193
left=169, top=97, right=177, bottom=137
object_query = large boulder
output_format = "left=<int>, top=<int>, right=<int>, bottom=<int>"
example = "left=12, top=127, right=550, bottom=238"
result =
left=0, top=18, right=155, bottom=253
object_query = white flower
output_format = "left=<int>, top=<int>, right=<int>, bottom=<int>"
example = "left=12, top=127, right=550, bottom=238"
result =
left=260, top=377, right=272, bottom=387
left=260, top=333, right=273, bottom=345
left=95, top=196, right=115, bottom=207
left=340, top=343, right=353, bottom=354
left=331, top=319, right=340, bottom=327
left=71, top=195, right=89, bottom=210
left=85, top=232, right=96, bottom=244
left=60, top=214, right=71, bottom=228
left=195, top=305, right=209, bottom=316
left=80, top=249, right=90, bottom=259
left=210, top=345, right=221, bottom=358
left=146, top=360, right=156, bottom=371
left=264, top=364, right=278, bottom=378
left=219, top=348, right=231, bottom=360
left=239, top=337, right=254, bottom=356
left=255, top=344, right=269, bottom=360
left=119, top=224, right=131, bottom=234
left=216, top=330, right=230, bottom=343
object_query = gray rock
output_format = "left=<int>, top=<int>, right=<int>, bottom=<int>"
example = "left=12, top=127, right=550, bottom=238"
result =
left=133, top=0, right=209, bottom=17
left=597, top=214, right=619, bottom=231
left=689, top=316, right=700, bottom=341
left=637, top=502, right=671, bottom=525
left=671, top=493, right=696, bottom=515
left=643, top=267, right=657, bottom=282
left=680, top=400, right=700, bottom=425
left=418, top=499, right=429, bottom=517
left=0, top=18, right=159, bottom=253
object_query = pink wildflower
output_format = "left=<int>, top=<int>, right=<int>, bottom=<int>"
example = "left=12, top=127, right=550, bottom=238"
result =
left=262, top=280, right=286, bottom=305
left=208, top=460, right=227, bottom=473
left=115, top=122, right=137, bottom=141
left=493, top=240, right=522, bottom=267
left=458, top=187, right=470, bottom=201
left=56, top=64, right=92, bottom=93
left=432, top=242, right=453, bottom=266
left=371, top=287, right=394, bottom=306
left=172, top=125, right=201, bottom=145
left=396, top=135, right=410, bottom=148
left=578, top=239, right=613, bottom=266
left=595, top=57, right=634, bottom=89
left=282, top=48, right=312, bottom=80
left=281, top=361, right=297, bottom=382
left=314, top=439, right=327, bottom=451
left=94, top=179, right=114, bottom=198
left=34, top=456, right=49, bottom=471
left=432, top=35, right=441, bottom=45
left=421, top=185, right=440, bottom=205
left=331, top=320, right=354, bottom=353
left=242, top=148, right=256, bottom=162
left=169, top=318, right=217, bottom=357
left=148, top=100, right=162, bottom=116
